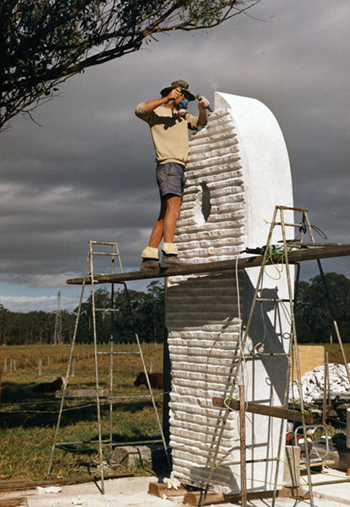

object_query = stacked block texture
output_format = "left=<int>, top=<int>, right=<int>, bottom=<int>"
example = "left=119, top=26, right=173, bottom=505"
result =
left=167, top=109, right=245, bottom=492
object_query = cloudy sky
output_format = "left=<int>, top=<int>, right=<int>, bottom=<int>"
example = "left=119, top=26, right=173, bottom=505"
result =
left=1, top=0, right=349, bottom=312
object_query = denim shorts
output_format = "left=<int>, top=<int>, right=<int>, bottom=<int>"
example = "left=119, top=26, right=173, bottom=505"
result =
left=156, top=162, right=185, bottom=200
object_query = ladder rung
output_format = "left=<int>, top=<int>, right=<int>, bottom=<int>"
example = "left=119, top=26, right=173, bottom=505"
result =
left=273, top=222, right=303, bottom=227
left=225, top=457, right=277, bottom=466
left=242, top=353, right=290, bottom=358
left=242, top=352, right=289, bottom=360
left=91, top=252, right=120, bottom=256
left=256, top=298, right=292, bottom=303
left=276, top=205, right=308, bottom=212
left=90, top=241, right=118, bottom=246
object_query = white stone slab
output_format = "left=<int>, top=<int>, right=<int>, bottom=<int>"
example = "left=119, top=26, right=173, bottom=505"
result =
left=166, top=92, right=293, bottom=494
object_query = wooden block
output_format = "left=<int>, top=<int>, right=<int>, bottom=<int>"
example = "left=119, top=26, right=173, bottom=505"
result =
left=183, top=491, right=225, bottom=506
left=278, top=486, right=304, bottom=498
left=148, top=482, right=187, bottom=498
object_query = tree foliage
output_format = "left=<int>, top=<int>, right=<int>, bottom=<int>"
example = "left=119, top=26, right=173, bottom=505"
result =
left=0, top=0, right=259, bottom=130
left=75, top=281, right=165, bottom=344
left=295, top=272, right=350, bottom=343
left=0, top=304, right=75, bottom=345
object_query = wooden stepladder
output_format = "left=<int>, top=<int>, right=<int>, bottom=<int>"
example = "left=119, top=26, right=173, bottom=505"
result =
left=47, top=241, right=170, bottom=493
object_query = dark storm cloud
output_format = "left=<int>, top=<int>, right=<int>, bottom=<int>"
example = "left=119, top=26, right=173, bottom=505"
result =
left=0, top=0, right=349, bottom=310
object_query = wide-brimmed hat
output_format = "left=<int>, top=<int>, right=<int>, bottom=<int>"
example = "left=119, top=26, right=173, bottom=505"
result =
left=160, top=79, right=195, bottom=101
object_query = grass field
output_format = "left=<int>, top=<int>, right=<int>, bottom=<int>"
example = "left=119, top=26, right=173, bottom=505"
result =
left=1, top=342, right=349, bottom=482
left=0, top=343, right=164, bottom=481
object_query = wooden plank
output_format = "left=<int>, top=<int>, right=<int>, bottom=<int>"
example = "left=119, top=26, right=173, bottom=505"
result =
left=212, top=397, right=313, bottom=423
left=0, top=499, right=28, bottom=507
left=183, top=488, right=305, bottom=506
left=277, top=486, right=304, bottom=498
left=148, top=482, right=187, bottom=498
left=55, top=388, right=110, bottom=398
left=66, top=244, right=350, bottom=285
left=0, top=474, right=134, bottom=492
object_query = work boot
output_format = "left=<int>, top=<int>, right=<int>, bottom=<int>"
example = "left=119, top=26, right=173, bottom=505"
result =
left=140, top=258, right=159, bottom=272
left=160, top=253, right=189, bottom=268
left=140, top=246, right=159, bottom=272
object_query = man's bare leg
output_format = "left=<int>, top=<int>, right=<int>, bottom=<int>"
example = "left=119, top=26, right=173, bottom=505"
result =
left=147, top=194, right=181, bottom=248
left=160, top=195, right=185, bottom=266
left=141, top=194, right=183, bottom=270
left=148, top=200, right=167, bottom=249
left=163, top=195, right=181, bottom=244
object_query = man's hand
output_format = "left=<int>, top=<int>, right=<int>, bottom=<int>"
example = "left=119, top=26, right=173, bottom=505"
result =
left=166, top=87, right=182, bottom=104
left=198, top=96, right=210, bottom=111
left=197, top=96, right=209, bottom=126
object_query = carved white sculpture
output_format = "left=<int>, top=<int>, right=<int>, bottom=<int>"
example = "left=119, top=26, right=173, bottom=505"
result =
left=166, top=92, right=294, bottom=493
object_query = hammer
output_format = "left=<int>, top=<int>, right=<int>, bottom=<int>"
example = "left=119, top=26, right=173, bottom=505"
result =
left=196, top=94, right=213, bottom=113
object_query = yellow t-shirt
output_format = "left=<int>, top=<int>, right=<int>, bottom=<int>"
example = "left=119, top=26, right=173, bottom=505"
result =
left=135, top=102, right=198, bottom=165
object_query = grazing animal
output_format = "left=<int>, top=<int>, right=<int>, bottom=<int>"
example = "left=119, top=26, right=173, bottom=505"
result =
left=32, top=377, right=64, bottom=393
left=134, top=372, right=163, bottom=390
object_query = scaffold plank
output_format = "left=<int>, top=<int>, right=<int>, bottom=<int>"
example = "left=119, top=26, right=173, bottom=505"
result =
left=66, top=244, right=350, bottom=285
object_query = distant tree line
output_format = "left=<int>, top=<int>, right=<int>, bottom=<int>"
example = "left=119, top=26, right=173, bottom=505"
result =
left=0, top=306, right=74, bottom=346
left=295, top=272, right=350, bottom=344
left=75, top=281, right=165, bottom=344
left=0, top=281, right=165, bottom=346
left=1, top=274, right=349, bottom=346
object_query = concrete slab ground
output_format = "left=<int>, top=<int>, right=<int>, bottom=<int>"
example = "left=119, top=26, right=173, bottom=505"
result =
left=300, top=468, right=350, bottom=506
left=0, top=471, right=349, bottom=507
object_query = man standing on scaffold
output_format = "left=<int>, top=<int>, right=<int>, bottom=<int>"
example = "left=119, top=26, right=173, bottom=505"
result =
left=135, top=79, right=210, bottom=272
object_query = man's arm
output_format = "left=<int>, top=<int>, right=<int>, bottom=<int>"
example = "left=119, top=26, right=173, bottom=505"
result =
left=197, top=97, right=210, bottom=126
left=145, top=88, right=182, bottom=112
